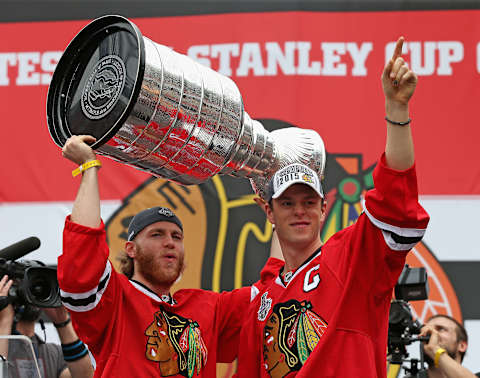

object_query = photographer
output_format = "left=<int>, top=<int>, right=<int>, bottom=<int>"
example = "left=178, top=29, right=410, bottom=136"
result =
left=0, top=275, right=93, bottom=377
left=419, top=314, right=477, bottom=378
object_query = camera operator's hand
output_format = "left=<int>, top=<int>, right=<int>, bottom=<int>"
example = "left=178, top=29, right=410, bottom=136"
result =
left=0, top=274, right=14, bottom=360
left=43, top=306, right=69, bottom=325
left=0, top=275, right=14, bottom=324
left=43, top=305, right=95, bottom=377
left=62, top=135, right=97, bottom=165
left=420, top=323, right=442, bottom=360
left=0, top=275, right=13, bottom=358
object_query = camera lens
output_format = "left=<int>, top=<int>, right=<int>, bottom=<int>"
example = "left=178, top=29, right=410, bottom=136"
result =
left=23, top=266, right=61, bottom=308
left=29, top=276, right=52, bottom=301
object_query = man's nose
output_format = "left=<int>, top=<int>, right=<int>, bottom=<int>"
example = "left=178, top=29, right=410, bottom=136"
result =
left=163, top=234, right=175, bottom=248
left=293, top=203, right=306, bottom=215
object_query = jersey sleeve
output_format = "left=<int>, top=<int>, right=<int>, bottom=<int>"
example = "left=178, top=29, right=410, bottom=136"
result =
left=324, top=153, right=430, bottom=296
left=363, top=153, right=430, bottom=251
left=215, top=287, right=252, bottom=362
left=57, top=215, right=121, bottom=350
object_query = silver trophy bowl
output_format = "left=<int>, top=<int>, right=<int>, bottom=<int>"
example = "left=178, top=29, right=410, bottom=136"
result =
left=47, top=15, right=325, bottom=199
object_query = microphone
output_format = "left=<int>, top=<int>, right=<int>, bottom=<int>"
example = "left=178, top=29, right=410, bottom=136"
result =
left=0, top=237, right=41, bottom=261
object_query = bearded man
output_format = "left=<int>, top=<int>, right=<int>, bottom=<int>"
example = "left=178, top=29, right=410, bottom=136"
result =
left=58, top=135, right=251, bottom=377
left=420, top=314, right=477, bottom=378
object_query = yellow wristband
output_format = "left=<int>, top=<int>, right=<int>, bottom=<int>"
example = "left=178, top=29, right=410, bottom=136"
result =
left=72, top=160, right=102, bottom=177
left=434, top=347, right=446, bottom=367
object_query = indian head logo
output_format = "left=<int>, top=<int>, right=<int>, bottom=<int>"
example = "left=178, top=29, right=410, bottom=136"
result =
left=104, top=119, right=462, bottom=378
left=263, top=300, right=327, bottom=378
left=145, top=309, right=207, bottom=377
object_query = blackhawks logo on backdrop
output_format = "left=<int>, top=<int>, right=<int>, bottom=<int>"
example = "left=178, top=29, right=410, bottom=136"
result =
left=105, top=119, right=462, bottom=378
left=145, top=309, right=208, bottom=377
left=263, top=300, right=327, bottom=378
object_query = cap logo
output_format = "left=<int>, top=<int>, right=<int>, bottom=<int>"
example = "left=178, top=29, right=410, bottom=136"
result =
left=81, top=55, right=126, bottom=120
left=158, top=208, right=174, bottom=217
left=302, top=173, right=314, bottom=184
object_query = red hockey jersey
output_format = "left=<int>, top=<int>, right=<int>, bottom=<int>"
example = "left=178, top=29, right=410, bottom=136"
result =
left=237, top=154, right=430, bottom=378
left=58, top=218, right=250, bottom=378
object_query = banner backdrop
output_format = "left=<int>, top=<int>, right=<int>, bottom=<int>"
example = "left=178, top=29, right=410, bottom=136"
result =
left=1, top=10, right=479, bottom=374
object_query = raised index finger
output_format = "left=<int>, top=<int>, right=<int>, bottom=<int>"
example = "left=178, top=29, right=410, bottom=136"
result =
left=391, top=36, right=405, bottom=62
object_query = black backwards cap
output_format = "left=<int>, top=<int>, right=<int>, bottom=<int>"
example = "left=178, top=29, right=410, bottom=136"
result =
left=127, top=207, right=183, bottom=241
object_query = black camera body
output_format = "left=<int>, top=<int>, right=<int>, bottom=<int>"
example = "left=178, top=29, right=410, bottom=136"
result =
left=388, top=265, right=430, bottom=377
left=0, top=258, right=61, bottom=309
left=388, top=299, right=424, bottom=363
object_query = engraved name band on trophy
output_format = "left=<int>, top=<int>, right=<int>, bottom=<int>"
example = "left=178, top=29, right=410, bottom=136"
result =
left=46, top=15, right=326, bottom=199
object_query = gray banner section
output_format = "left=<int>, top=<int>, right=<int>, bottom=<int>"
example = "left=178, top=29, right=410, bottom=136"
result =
left=441, top=261, right=480, bottom=320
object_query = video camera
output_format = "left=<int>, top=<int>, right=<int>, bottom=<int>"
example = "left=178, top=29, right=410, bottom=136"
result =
left=0, top=237, right=61, bottom=309
left=388, top=264, right=430, bottom=377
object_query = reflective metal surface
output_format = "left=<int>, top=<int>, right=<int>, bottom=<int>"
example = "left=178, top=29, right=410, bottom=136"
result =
left=47, top=15, right=326, bottom=200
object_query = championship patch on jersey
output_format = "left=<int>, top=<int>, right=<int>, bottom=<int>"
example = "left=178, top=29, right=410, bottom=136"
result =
left=263, top=299, right=327, bottom=377
left=144, top=309, right=208, bottom=377
left=258, top=292, right=273, bottom=321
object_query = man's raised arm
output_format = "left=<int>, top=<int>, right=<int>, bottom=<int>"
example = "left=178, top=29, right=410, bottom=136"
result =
left=62, top=135, right=101, bottom=228
left=382, top=36, right=417, bottom=171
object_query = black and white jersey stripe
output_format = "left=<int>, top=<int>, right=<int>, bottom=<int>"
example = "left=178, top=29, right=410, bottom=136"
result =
left=363, top=203, right=426, bottom=251
left=60, top=260, right=112, bottom=312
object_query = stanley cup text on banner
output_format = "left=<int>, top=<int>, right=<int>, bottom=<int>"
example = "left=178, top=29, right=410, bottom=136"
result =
left=46, top=15, right=326, bottom=199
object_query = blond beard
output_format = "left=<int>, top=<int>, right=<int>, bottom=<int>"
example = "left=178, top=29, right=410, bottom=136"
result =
left=135, top=246, right=185, bottom=288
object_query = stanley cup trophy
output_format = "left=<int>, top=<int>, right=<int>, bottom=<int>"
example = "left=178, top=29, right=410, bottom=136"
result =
left=47, top=15, right=326, bottom=199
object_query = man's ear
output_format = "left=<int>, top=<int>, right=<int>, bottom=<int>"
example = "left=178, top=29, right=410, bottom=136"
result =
left=125, top=241, right=136, bottom=259
left=320, top=199, right=327, bottom=222
left=253, top=197, right=267, bottom=214
left=265, top=201, right=275, bottom=225
left=458, top=340, right=467, bottom=354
